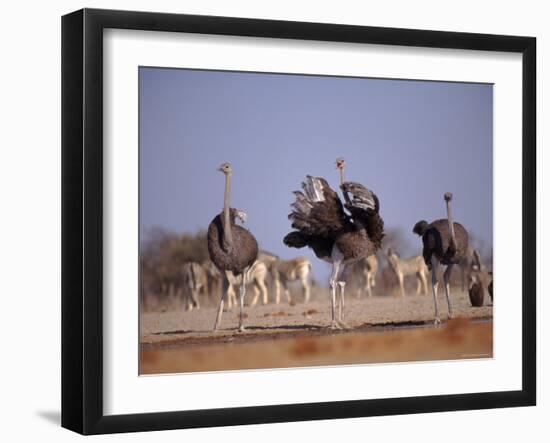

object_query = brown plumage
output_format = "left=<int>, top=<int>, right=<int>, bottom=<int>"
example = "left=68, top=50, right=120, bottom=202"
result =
left=207, top=208, right=258, bottom=275
left=413, top=192, right=469, bottom=324
left=283, top=159, right=384, bottom=329
left=207, top=163, right=258, bottom=332
left=284, top=179, right=384, bottom=262
left=413, top=219, right=469, bottom=268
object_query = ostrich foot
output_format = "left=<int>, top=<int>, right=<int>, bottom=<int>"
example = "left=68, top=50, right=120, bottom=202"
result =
left=238, top=325, right=246, bottom=333
left=330, top=321, right=343, bottom=330
left=434, top=317, right=441, bottom=326
left=337, top=320, right=351, bottom=330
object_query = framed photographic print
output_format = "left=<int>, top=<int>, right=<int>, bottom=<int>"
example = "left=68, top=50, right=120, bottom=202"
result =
left=61, top=8, right=536, bottom=435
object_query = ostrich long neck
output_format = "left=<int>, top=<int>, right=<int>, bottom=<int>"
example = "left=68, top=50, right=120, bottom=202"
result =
left=446, top=199, right=457, bottom=248
left=223, top=172, right=233, bottom=246
left=339, top=166, right=352, bottom=205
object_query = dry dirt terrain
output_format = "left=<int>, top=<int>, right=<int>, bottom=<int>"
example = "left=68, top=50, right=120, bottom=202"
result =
left=140, top=289, right=493, bottom=374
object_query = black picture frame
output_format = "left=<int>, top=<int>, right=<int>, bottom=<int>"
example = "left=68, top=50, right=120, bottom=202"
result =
left=61, top=8, right=536, bottom=435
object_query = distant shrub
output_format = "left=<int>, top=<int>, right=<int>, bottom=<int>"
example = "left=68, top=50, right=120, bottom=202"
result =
left=140, top=227, right=208, bottom=306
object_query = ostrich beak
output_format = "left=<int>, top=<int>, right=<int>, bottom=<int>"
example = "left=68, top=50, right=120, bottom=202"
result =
left=236, top=210, right=248, bottom=224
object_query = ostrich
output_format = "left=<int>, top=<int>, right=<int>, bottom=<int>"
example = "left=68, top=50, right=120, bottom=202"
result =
left=283, top=158, right=384, bottom=329
left=207, top=163, right=258, bottom=332
left=459, top=247, right=484, bottom=291
left=468, top=273, right=485, bottom=307
left=413, top=192, right=469, bottom=324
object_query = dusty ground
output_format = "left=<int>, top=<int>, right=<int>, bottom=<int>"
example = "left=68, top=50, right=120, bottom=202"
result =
left=140, top=289, right=493, bottom=374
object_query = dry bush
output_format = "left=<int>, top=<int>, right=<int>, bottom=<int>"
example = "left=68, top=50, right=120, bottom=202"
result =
left=140, top=227, right=209, bottom=309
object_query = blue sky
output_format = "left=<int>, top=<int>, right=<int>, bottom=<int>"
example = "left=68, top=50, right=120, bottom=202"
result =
left=139, top=67, right=492, bottom=276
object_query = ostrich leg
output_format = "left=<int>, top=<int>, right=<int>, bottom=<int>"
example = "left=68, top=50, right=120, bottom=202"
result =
left=213, top=276, right=229, bottom=331
left=329, top=260, right=342, bottom=330
left=430, top=256, right=441, bottom=325
left=238, top=266, right=250, bottom=332
left=443, top=264, right=454, bottom=319
left=337, top=281, right=346, bottom=323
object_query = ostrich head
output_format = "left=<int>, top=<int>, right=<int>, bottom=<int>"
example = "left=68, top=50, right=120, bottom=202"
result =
left=335, top=157, right=346, bottom=170
left=469, top=272, right=480, bottom=286
left=236, top=209, right=248, bottom=224
left=218, top=162, right=233, bottom=174
left=444, top=192, right=453, bottom=202
left=228, top=208, right=247, bottom=224
left=413, top=220, right=429, bottom=236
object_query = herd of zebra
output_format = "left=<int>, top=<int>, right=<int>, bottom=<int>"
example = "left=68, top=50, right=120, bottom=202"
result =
left=180, top=253, right=312, bottom=311
left=174, top=157, right=493, bottom=332
left=179, top=245, right=489, bottom=312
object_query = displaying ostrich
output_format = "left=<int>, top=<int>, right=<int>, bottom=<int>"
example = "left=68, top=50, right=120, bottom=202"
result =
left=413, top=192, right=469, bottom=324
left=207, top=163, right=258, bottom=332
left=283, top=158, right=384, bottom=329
